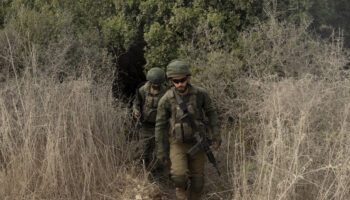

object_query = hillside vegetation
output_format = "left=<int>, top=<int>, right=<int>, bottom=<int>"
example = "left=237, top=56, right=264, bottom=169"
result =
left=1, top=1, right=350, bottom=199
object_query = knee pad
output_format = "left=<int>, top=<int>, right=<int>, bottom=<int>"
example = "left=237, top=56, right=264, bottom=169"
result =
left=171, top=175, right=187, bottom=189
left=190, top=176, right=204, bottom=193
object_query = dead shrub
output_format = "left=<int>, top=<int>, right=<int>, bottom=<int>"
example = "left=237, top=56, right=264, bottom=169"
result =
left=0, top=28, right=151, bottom=199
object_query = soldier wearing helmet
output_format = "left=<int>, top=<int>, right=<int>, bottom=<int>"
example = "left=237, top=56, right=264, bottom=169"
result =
left=133, top=67, right=167, bottom=173
left=155, top=59, right=221, bottom=200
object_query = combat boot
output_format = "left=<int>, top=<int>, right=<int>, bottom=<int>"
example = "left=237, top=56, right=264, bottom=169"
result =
left=189, top=191, right=201, bottom=200
left=189, top=176, right=204, bottom=200
left=175, top=188, right=187, bottom=200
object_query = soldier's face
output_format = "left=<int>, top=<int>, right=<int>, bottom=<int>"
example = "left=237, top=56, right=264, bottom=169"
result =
left=151, top=83, right=160, bottom=90
left=171, top=75, right=188, bottom=93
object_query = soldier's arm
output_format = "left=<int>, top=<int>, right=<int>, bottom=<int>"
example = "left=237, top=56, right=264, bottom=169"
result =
left=155, top=95, right=170, bottom=159
left=133, top=86, right=145, bottom=111
left=202, top=90, right=221, bottom=145
left=133, top=86, right=146, bottom=119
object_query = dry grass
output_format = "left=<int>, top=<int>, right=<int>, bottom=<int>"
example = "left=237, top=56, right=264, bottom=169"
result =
left=0, top=77, right=168, bottom=199
left=0, top=76, right=135, bottom=199
left=237, top=77, right=350, bottom=200
left=0, top=28, right=161, bottom=199
left=182, top=17, right=350, bottom=200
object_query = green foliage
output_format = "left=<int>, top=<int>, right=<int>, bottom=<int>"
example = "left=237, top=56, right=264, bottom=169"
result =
left=0, top=7, right=4, bottom=29
left=271, top=0, right=313, bottom=23
left=7, top=3, right=71, bottom=46
left=144, top=22, right=177, bottom=69
left=0, top=0, right=116, bottom=82
left=139, top=0, right=265, bottom=69
left=100, top=0, right=144, bottom=57
left=4, top=0, right=115, bottom=45
left=169, top=6, right=199, bottom=38
left=267, top=0, right=350, bottom=47
left=0, top=1, right=12, bottom=29
left=139, top=0, right=173, bottom=29
left=1, top=0, right=350, bottom=79
left=58, top=0, right=115, bottom=30
left=102, top=15, right=138, bottom=54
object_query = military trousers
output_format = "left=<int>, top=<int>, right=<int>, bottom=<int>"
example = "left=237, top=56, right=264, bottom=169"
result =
left=169, top=139, right=206, bottom=200
left=138, top=124, right=156, bottom=169
left=169, top=139, right=206, bottom=179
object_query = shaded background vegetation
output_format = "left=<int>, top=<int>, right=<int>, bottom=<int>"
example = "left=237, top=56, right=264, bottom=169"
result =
left=1, top=0, right=349, bottom=96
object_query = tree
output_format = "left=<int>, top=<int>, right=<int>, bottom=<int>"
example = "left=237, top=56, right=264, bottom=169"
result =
left=137, top=0, right=265, bottom=69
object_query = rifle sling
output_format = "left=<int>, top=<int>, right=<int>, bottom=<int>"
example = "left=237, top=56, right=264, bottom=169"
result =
left=172, top=87, right=198, bottom=139
left=172, top=88, right=220, bottom=176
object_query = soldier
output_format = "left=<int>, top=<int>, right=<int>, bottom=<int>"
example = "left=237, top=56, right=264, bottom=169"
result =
left=133, top=67, right=167, bottom=172
left=155, top=59, right=221, bottom=200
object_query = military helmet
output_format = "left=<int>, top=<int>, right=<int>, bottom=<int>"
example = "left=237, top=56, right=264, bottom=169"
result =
left=166, top=59, right=191, bottom=78
left=146, top=67, right=166, bottom=84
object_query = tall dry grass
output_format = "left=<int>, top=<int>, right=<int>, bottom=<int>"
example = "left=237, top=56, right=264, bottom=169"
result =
left=0, top=29, right=162, bottom=199
left=245, top=77, right=350, bottom=200
left=182, top=17, right=350, bottom=200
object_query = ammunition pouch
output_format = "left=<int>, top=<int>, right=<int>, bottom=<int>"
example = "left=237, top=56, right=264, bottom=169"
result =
left=172, top=122, right=193, bottom=143
left=172, top=120, right=206, bottom=143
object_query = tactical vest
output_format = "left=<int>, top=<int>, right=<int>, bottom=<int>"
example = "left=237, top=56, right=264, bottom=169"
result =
left=142, top=82, right=164, bottom=124
left=168, top=86, right=206, bottom=143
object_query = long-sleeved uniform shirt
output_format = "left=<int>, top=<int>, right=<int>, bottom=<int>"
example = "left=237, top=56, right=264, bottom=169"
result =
left=155, top=84, right=220, bottom=158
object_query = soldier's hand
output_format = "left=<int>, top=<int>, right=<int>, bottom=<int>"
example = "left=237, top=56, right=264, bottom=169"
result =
left=158, top=153, right=169, bottom=167
left=211, top=142, right=220, bottom=151
left=133, top=110, right=141, bottom=119
left=162, top=158, right=169, bottom=167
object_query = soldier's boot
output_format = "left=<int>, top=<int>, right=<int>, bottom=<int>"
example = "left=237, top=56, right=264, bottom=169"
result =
left=172, top=176, right=187, bottom=200
left=175, top=188, right=187, bottom=200
left=189, top=191, right=201, bottom=200
left=189, top=176, right=204, bottom=200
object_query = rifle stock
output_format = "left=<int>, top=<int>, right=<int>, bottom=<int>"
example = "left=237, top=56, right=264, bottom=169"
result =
left=187, top=131, right=221, bottom=176
left=187, top=137, right=202, bottom=157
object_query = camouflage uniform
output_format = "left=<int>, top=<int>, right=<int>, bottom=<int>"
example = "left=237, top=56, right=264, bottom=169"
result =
left=133, top=68, right=167, bottom=171
left=155, top=60, right=221, bottom=200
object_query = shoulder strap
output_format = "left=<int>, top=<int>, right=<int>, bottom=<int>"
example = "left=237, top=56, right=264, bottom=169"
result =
left=172, top=87, right=188, bottom=113
left=172, top=87, right=200, bottom=133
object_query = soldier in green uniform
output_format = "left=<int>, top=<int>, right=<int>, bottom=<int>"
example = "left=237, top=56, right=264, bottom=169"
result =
left=155, top=60, right=221, bottom=200
left=133, top=67, right=167, bottom=172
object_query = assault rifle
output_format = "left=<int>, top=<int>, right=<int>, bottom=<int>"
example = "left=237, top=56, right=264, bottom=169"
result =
left=172, top=88, right=221, bottom=176
left=187, top=132, right=220, bottom=176
left=181, top=114, right=221, bottom=176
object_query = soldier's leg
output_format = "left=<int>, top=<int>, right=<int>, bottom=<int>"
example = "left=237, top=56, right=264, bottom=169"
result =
left=148, top=137, right=164, bottom=175
left=139, top=125, right=155, bottom=169
left=170, top=142, right=190, bottom=199
left=144, top=137, right=155, bottom=170
left=150, top=138, right=168, bottom=177
left=188, top=149, right=206, bottom=200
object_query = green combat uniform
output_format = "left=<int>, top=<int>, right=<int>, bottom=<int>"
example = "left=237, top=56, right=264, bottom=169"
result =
left=133, top=68, right=167, bottom=172
left=155, top=60, right=221, bottom=200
